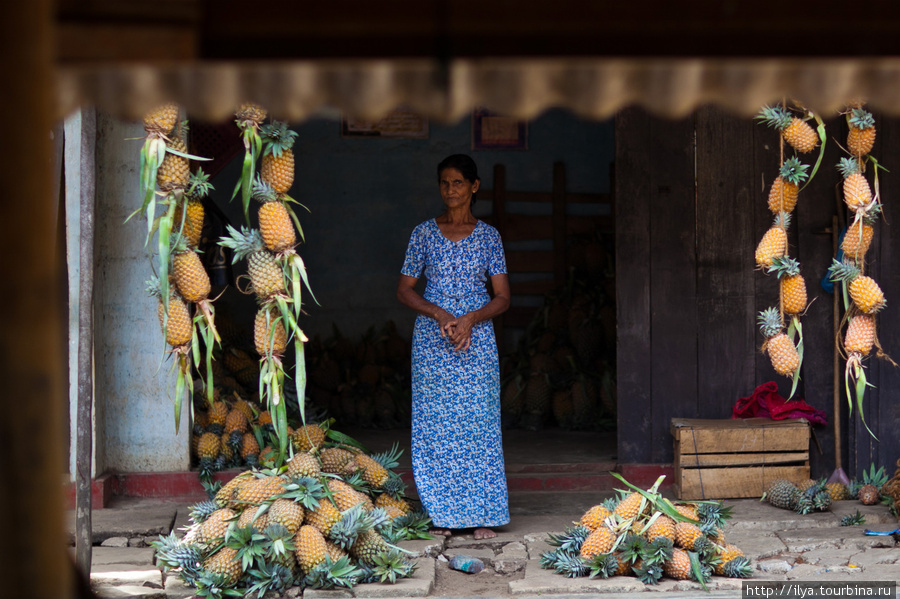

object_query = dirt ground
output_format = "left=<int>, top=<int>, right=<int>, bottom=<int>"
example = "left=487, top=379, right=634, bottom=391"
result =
left=433, top=559, right=525, bottom=597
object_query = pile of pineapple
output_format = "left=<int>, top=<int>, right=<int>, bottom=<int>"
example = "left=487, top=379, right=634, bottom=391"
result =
left=157, top=422, right=430, bottom=596
left=540, top=475, right=751, bottom=587
left=303, top=321, right=413, bottom=429
left=763, top=465, right=892, bottom=516
left=500, top=255, right=617, bottom=432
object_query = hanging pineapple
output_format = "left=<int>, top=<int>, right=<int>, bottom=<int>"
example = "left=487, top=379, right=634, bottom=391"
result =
left=758, top=307, right=800, bottom=378
left=768, top=257, right=807, bottom=315
left=847, top=107, right=876, bottom=158
left=841, top=210, right=878, bottom=261
left=828, top=259, right=886, bottom=315
left=843, top=314, right=877, bottom=438
left=767, top=157, right=809, bottom=214
left=234, top=103, right=268, bottom=223
left=837, top=157, right=873, bottom=213
left=260, top=121, right=299, bottom=195
left=253, top=178, right=297, bottom=253
left=756, top=105, right=819, bottom=154
left=755, top=212, right=790, bottom=268
left=174, top=169, right=213, bottom=248
left=146, top=276, right=193, bottom=433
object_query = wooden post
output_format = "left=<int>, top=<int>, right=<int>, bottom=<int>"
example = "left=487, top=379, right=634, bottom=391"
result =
left=74, top=108, right=97, bottom=577
left=0, top=1, right=71, bottom=597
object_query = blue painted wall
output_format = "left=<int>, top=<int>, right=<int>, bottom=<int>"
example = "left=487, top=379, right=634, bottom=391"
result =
left=209, top=108, right=614, bottom=340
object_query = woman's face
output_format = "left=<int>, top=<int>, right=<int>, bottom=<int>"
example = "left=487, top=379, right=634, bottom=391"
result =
left=439, top=167, right=479, bottom=210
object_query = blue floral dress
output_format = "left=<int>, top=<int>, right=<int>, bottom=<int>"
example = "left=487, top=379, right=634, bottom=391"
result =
left=401, top=219, right=510, bottom=529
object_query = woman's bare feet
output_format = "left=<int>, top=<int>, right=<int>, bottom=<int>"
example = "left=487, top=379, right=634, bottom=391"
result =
left=473, top=527, right=496, bottom=540
left=429, top=528, right=452, bottom=537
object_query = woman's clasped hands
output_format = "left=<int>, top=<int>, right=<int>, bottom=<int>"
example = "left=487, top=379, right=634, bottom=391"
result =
left=439, top=313, right=474, bottom=352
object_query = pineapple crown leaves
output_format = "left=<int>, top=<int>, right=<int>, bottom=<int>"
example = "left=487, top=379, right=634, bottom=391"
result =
left=218, top=224, right=267, bottom=262
left=194, top=572, right=245, bottom=599
left=328, top=505, right=370, bottom=549
left=540, top=549, right=563, bottom=570
left=840, top=510, right=866, bottom=526
left=277, top=475, right=325, bottom=510
left=757, top=307, right=784, bottom=338
left=386, top=510, right=432, bottom=541
left=632, top=560, right=664, bottom=585
left=260, top=523, right=295, bottom=559
left=756, top=105, right=795, bottom=131
left=380, top=472, right=408, bottom=498
left=250, top=177, right=280, bottom=204
left=189, top=500, right=221, bottom=525
left=696, top=501, right=733, bottom=530
left=827, top=258, right=861, bottom=283
left=370, top=548, right=418, bottom=583
left=643, top=536, right=675, bottom=565
left=837, top=156, right=864, bottom=179
left=723, top=555, right=755, bottom=578
left=619, top=533, right=648, bottom=564
left=772, top=210, right=792, bottom=230
left=305, top=555, right=362, bottom=589
left=150, top=532, right=199, bottom=574
left=245, top=561, right=294, bottom=598
left=848, top=107, right=876, bottom=130
left=586, top=553, right=619, bottom=579
left=547, top=524, right=591, bottom=553
left=365, top=507, right=393, bottom=535
left=224, top=522, right=268, bottom=571
left=371, top=442, right=403, bottom=471
left=862, top=464, right=889, bottom=487
left=260, top=121, right=298, bottom=158
left=767, top=256, right=802, bottom=279
left=779, top=157, right=811, bottom=185
left=187, top=168, right=214, bottom=200
left=553, top=553, right=591, bottom=578
left=688, top=550, right=711, bottom=590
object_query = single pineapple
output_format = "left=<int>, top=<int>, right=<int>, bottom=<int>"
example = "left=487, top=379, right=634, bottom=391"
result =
left=838, top=157, right=873, bottom=211
left=844, top=314, right=875, bottom=356
left=847, top=107, right=876, bottom=158
left=306, top=499, right=343, bottom=536
left=374, top=493, right=411, bottom=516
left=350, top=529, right=392, bottom=566
left=579, top=527, right=615, bottom=559
left=236, top=506, right=269, bottom=530
left=172, top=242, right=211, bottom=303
left=208, top=401, right=229, bottom=427
left=645, top=514, right=676, bottom=543
left=260, top=121, right=299, bottom=194
left=326, top=479, right=368, bottom=512
left=231, top=398, right=256, bottom=422
left=174, top=169, right=212, bottom=248
left=755, top=212, right=790, bottom=268
left=756, top=105, right=818, bottom=153
left=826, top=482, right=849, bottom=501
left=765, top=479, right=799, bottom=510
left=202, top=547, right=243, bottom=586
left=157, top=134, right=190, bottom=192
left=286, top=451, right=321, bottom=478
left=614, top=492, right=644, bottom=521
left=673, top=521, right=703, bottom=550
left=355, top=453, right=390, bottom=488
left=253, top=178, right=296, bottom=253
left=215, top=472, right=253, bottom=508
left=858, top=484, right=879, bottom=505
left=291, top=424, right=326, bottom=452
left=767, top=157, right=809, bottom=214
left=267, top=498, right=305, bottom=534
left=254, top=305, right=288, bottom=357
left=758, top=307, right=800, bottom=376
left=319, top=447, right=359, bottom=476
left=147, top=277, right=192, bottom=348
left=294, top=525, right=327, bottom=574
left=143, top=103, right=179, bottom=136
left=198, top=508, right=236, bottom=544
left=224, top=409, right=249, bottom=435
left=828, top=259, right=886, bottom=314
left=842, top=217, right=876, bottom=261
left=233, top=475, right=285, bottom=507
left=240, top=432, right=261, bottom=465
left=673, top=504, right=698, bottom=521
left=768, top=257, right=807, bottom=315
left=663, top=548, right=692, bottom=580
left=580, top=504, right=613, bottom=531
left=219, top=225, right=286, bottom=300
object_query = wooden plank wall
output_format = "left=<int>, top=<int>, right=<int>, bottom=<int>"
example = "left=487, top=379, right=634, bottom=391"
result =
left=616, top=106, right=900, bottom=477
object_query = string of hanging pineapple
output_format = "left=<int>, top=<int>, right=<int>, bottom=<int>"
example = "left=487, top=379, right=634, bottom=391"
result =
left=826, top=103, right=891, bottom=439
left=755, top=103, right=825, bottom=399
left=220, top=104, right=317, bottom=466
left=134, top=103, right=219, bottom=433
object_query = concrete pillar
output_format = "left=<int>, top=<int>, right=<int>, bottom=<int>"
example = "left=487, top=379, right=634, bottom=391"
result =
left=0, top=1, right=73, bottom=597
left=93, top=113, right=190, bottom=472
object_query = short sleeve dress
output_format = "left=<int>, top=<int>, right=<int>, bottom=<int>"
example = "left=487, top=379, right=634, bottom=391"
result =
left=400, top=219, right=510, bottom=529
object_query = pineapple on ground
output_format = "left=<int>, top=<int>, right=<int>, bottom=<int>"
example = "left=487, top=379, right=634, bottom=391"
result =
left=758, top=307, right=800, bottom=377
left=755, top=212, right=790, bottom=268
left=663, top=547, right=692, bottom=580
left=579, top=526, right=615, bottom=559
left=756, top=105, right=819, bottom=153
left=765, top=479, right=799, bottom=510
left=202, top=547, right=243, bottom=587
left=847, top=107, right=876, bottom=158
left=767, top=157, right=809, bottom=214
left=295, top=525, right=328, bottom=574
left=580, top=505, right=613, bottom=531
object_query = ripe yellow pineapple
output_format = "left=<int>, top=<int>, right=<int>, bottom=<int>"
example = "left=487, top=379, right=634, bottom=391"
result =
left=842, top=218, right=875, bottom=261
left=147, top=277, right=192, bottom=348
left=664, top=548, right=692, bottom=580
left=351, top=529, right=393, bottom=566
left=260, top=121, right=299, bottom=194
left=645, top=514, right=676, bottom=542
left=291, top=424, right=326, bottom=452
left=847, top=107, right=876, bottom=158
left=714, top=544, right=745, bottom=576
left=580, top=527, right=615, bottom=559
left=157, top=135, right=190, bottom=192
left=673, top=521, right=704, bottom=550
left=233, top=475, right=285, bottom=507
left=828, top=259, right=886, bottom=314
left=768, top=257, right=807, bottom=315
left=286, top=452, right=321, bottom=478
left=253, top=179, right=296, bottom=253
left=319, top=446, right=358, bottom=476
left=355, top=453, right=390, bottom=488
left=614, top=492, right=644, bottom=521
left=142, top=103, right=179, bottom=136
left=844, top=314, right=875, bottom=356
left=267, top=497, right=305, bottom=534
left=197, top=432, right=220, bottom=461
left=673, top=504, right=698, bottom=521
left=757, top=105, right=818, bottom=153
left=326, top=479, right=369, bottom=512
left=767, top=157, right=809, bottom=214
left=172, top=246, right=211, bottom=303
left=224, top=408, right=249, bottom=435
left=755, top=212, right=790, bottom=268
left=232, top=398, right=256, bottom=422
left=173, top=170, right=212, bottom=248
left=305, top=499, right=342, bottom=536
left=240, top=433, right=260, bottom=463
left=838, top=158, right=872, bottom=211
left=580, top=504, right=612, bottom=530
left=826, top=482, right=849, bottom=501
left=203, top=547, right=243, bottom=586
left=219, top=225, right=286, bottom=300
left=374, top=493, right=411, bottom=516
left=758, top=307, right=800, bottom=376
left=215, top=472, right=254, bottom=508
left=324, top=540, right=348, bottom=562
left=236, top=506, right=269, bottom=530
left=198, top=508, right=236, bottom=544
left=254, top=305, right=288, bottom=357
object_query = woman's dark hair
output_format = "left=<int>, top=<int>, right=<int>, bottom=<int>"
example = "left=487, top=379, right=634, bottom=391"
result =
left=437, top=154, right=480, bottom=206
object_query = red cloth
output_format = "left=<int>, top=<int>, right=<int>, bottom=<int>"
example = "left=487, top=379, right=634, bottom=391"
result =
left=732, top=381, right=827, bottom=426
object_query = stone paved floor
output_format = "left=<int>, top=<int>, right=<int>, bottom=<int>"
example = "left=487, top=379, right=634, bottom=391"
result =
left=75, top=496, right=900, bottom=598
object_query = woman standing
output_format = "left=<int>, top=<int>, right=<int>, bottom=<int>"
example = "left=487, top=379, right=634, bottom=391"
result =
left=397, top=154, right=511, bottom=540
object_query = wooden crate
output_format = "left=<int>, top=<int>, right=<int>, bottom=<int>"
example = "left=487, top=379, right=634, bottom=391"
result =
left=672, top=417, right=810, bottom=500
